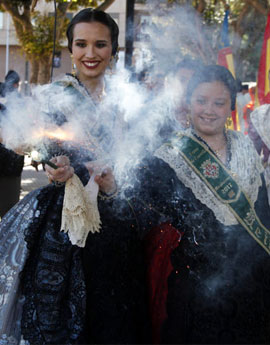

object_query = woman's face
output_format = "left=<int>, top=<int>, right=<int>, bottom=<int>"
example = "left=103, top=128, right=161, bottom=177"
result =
left=72, top=21, right=112, bottom=82
left=190, top=81, right=231, bottom=137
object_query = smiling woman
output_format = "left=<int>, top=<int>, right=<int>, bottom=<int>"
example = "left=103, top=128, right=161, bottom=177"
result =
left=0, top=8, right=149, bottom=345
left=130, top=64, right=270, bottom=344
left=186, top=64, right=237, bottom=164
left=73, top=22, right=111, bottom=72
left=66, top=8, right=118, bottom=102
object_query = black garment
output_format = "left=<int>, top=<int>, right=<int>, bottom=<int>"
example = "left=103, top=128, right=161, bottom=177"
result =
left=18, top=75, right=150, bottom=344
left=0, top=104, right=24, bottom=217
left=0, top=175, right=22, bottom=217
left=131, top=156, right=270, bottom=344
left=20, top=155, right=149, bottom=344
left=83, top=196, right=149, bottom=344
left=0, top=144, right=24, bottom=177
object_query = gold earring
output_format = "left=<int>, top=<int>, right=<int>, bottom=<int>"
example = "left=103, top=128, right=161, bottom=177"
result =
left=186, top=114, right=191, bottom=128
left=70, top=54, right=76, bottom=76
left=109, top=56, right=115, bottom=70
left=108, top=50, right=119, bottom=73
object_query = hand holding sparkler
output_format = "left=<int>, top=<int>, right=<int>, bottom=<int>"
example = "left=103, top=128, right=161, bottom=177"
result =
left=45, top=155, right=74, bottom=183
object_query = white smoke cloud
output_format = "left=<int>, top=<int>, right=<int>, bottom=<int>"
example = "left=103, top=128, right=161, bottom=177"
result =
left=0, top=1, right=208, bottom=178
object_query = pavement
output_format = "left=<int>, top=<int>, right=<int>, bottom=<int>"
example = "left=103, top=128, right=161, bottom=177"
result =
left=20, top=157, right=49, bottom=199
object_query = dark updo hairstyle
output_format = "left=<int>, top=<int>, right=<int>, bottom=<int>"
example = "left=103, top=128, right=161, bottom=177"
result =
left=66, top=8, right=119, bottom=56
left=176, top=56, right=204, bottom=73
left=186, top=64, right=237, bottom=111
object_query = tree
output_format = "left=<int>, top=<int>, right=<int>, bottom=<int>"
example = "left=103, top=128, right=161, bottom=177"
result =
left=0, top=0, right=115, bottom=84
left=160, top=0, right=269, bottom=80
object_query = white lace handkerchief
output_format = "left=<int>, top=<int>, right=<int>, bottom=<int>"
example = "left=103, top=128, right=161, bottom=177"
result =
left=61, top=174, right=101, bottom=247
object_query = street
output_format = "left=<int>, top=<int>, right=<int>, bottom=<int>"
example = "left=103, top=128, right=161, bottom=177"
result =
left=20, top=157, right=48, bottom=199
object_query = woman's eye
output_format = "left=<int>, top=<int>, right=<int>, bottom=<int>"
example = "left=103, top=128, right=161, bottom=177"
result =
left=96, top=42, right=107, bottom=48
left=197, top=99, right=205, bottom=105
left=215, top=102, right=225, bottom=107
left=75, top=42, right=86, bottom=48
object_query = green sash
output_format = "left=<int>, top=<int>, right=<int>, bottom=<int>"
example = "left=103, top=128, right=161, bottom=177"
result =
left=171, top=132, right=270, bottom=255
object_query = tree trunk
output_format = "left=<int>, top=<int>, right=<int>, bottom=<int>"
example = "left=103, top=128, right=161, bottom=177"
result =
left=30, top=59, right=39, bottom=84
left=38, top=57, right=52, bottom=85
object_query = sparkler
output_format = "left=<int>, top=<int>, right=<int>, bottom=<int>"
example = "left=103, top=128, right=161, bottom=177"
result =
left=24, top=124, right=110, bottom=173
left=30, top=150, right=58, bottom=169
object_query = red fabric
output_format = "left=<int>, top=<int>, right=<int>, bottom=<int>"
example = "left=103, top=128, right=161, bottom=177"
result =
left=257, top=13, right=270, bottom=105
left=264, top=92, right=270, bottom=104
left=144, top=223, right=182, bottom=344
left=217, top=47, right=238, bottom=130
left=217, top=46, right=233, bottom=69
left=243, top=88, right=255, bottom=134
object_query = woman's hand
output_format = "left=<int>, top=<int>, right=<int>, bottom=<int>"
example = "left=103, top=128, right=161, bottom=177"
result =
left=95, top=168, right=117, bottom=195
left=85, top=161, right=117, bottom=195
left=45, top=156, right=74, bottom=183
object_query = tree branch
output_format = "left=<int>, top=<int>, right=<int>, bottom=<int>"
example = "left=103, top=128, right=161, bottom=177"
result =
left=97, top=0, right=115, bottom=11
left=31, top=0, right=38, bottom=12
left=55, top=1, right=72, bottom=41
left=0, top=1, right=32, bottom=31
left=231, top=3, right=249, bottom=37
left=245, top=0, right=268, bottom=16
left=195, top=0, right=206, bottom=14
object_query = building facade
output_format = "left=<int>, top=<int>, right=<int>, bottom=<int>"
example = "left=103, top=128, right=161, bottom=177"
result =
left=0, top=0, right=127, bottom=90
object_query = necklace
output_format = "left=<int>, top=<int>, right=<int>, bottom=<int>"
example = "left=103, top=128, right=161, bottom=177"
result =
left=72, top=74, right=105, bottom=104
left=214, top=149, right=222, bottom=158
left=192, top=129, right=231, bottom=167
left=213, top=144, right=226, bottom=159
left=92, top=85, right=106, bottom=103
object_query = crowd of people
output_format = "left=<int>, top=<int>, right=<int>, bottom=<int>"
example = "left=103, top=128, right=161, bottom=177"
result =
left=0, top=7, right=270, bottom=345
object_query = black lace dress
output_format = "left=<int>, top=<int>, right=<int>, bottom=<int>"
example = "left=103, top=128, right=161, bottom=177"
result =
left=131, top=155, right=270, bottom=344
left=0, top=75, right=150, bottom=345
left=19, top=147, right=149, bottom=345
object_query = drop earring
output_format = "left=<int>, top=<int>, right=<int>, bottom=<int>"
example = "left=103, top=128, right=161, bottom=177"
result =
left=108, top=56, right=115, bottom=74
left=186, top=114, right=191, bottom=128
left=71, top=54, right=76, bottom=76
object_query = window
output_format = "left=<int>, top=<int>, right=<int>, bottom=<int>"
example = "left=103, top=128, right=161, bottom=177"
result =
left=0, top=12, right=3, bottom=29
left=109, top=13, right=119, bottom=26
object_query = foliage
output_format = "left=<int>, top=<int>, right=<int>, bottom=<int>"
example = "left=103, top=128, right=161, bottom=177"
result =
left=20, top=12, right=66, bottom=60
left=167, top=0, right=269, bottom=81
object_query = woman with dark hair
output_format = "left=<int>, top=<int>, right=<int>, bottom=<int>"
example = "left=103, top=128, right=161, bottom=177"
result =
left=0, top=8, right=148, bottom=345
left=0, top=70, right=20, bottom=97
left=132, top=64, right=270, bottom=344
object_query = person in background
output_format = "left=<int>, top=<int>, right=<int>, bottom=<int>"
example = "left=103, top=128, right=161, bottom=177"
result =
left=0, top=70, right=24, bottom=218
left=0, top=70, right=20, bottom=97
left=250, top=103, right=270, bottom=205
left=173, top=57, right=204, bottom=129
left=243, top=85, right=256, bottom=133
left=236, top=81, right=251, bottom=134
left=158, top=57, right=204, bottom=142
